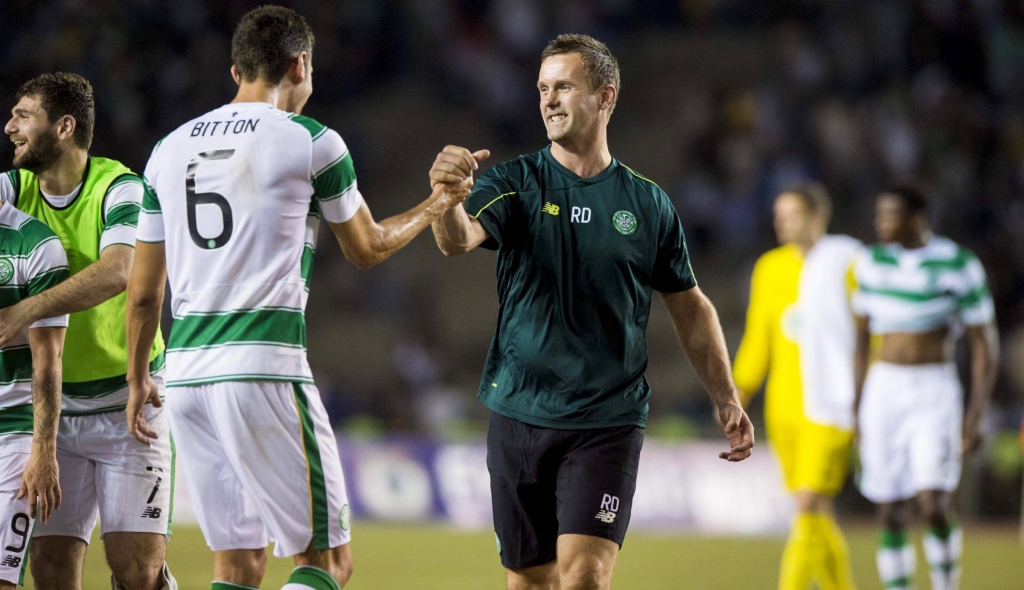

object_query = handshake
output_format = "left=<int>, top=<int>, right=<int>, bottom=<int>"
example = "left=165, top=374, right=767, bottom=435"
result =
left=428, top=145, right=491, bottom=208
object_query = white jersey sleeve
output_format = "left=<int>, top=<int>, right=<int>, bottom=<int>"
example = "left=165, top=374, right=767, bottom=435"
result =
left=20, top=219, right=70, bottom=329
left=100, top=177, right=144, bottom=251
left=0, top=172, right=15, bottom=203
left=955, top=251, right=994, bottom=326
left=311, top=129, right=363, bottom=224
left=138, top=144, right=165, bottom=244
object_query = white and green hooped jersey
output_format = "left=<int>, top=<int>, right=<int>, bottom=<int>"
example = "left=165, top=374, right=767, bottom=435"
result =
left=0, top=204, right=69, bottom=440
left=139, top=102, right=363, bottom=387
left=852, top=236, right=994, bottom=334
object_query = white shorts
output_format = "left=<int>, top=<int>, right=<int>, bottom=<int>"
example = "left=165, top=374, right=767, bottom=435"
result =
left=0, top=447, right=35, bottom=585
left=858, top=362, right=963, bottom=503
left=167, top=381, right=350, bottom=558
left=34, top=398, right=174, bottom=542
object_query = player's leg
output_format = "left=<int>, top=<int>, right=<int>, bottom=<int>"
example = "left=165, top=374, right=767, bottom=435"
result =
left=87, top=398, right=175, bottom=589
left=287, top=543, right=353, bottom=589
left=552, top=424, right=643, bottom=590
left=166, top=386, right=270, bottom=588
left=487, top=413, right=561, bottom=589
left=0, top=451, right=38, bottom=590
left=876, top=501, right=915, bottom=590
left=858, top=363, right=917, bottom=590
left=555, top=534, right=618, bottom=590
left=784, top=421, right=855, bottom=590
left=911, top=366, right=964, bottom=590
left=506, top=564, right=559, bottom=590
left=769, top=419, right=813, bottom=590
left=31, top=425, right=98, bottom=590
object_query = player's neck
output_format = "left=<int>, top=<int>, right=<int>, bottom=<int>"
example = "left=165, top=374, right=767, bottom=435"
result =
left=550, top=133, right=612, bottom=179
left=36, top=148, right=88, bottom=196
left=898, top=229, right=930, bottom=250
left=795, top=229, right=825, bottom=254
left=232, top=81, right=283, bottom=109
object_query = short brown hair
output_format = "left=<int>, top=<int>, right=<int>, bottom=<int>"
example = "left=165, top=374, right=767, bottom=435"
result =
left=15, top=73, right=94, bottom=149
left=231, top=6, right=314, bottom=84
left=781, top=182, right=833, bottom=224
left=541, top=34, right=621, bottom=113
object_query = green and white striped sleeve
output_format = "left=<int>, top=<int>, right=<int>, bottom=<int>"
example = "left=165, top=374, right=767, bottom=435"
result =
left=0, top=171, right=17, bottom=203
left=293, top=116, right=363, bottom=224
left=101, top=174, right=144, bottom=251
left=137, top=156, right=164, bottom=243
left=957, top=250, right=994, bottom=326
left=21, top=219, right=69, bottom=329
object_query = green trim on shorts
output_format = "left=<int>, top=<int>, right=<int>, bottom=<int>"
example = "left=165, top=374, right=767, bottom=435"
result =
left=293, top=383, right=330, bottom=551
left=168, top=433, right=176, bottom=536
left=18, top=514, right=37, bottom=586
left=287, top=565, right=340, bottom=590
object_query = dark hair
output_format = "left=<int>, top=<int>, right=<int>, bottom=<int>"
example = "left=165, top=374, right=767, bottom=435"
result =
left=541, top=34, right=621, bottom=113
left=15, top=73, right=94, bottom=149
left=781, top=182, right=833, bottom=223
left=231, top=6, right=314, bottom=84
left=881, top=184, right=930, bottom=218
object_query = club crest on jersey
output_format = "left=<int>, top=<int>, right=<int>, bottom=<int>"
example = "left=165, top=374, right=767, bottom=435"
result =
left=0, top=259, right=13, bottom=285
left=612, top=210, right=637, bottom=235
left=339, top=503, right=351, bottom=531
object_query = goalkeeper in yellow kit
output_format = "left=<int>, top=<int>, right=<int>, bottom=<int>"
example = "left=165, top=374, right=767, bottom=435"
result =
left=734, top=184, right=862, bottom=590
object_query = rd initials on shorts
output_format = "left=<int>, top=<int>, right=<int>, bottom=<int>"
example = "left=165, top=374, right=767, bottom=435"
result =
left=595, top=493, right=619, bottom=523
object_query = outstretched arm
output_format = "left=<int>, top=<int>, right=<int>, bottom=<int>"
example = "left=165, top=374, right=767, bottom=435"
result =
left=327, top=183, right=473, bottom=269
left=0, top=245, right=133, bottom=347
left=20, top=326, right=65, bottom=524
left=125, top=241, right=166, bottom=444
left=660, top=287, right=754, bottom=462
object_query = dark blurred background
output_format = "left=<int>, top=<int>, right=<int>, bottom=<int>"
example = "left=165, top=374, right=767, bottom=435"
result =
left=2, top=0, right=1022, bottom=517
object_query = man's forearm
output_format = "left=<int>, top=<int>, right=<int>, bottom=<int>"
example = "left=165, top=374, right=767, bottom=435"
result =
left=967, top=325, right=999, bottom=413
left=20, top=253, right=129, bottom=322
left=665, top=290, right=739, bottom=407
left=31, top=368, right=61, bottom=448
left=431, top=203, right=476, bottom=255
left=125, top=291, right=163, bottom=384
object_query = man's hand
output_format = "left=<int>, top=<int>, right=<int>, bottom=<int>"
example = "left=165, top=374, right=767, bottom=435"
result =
left=0, top=303, right=36, bottom=349
left=962, top=406, right=983, bottom=458
left=18, top=447, right=60, bottom=524
left=429, top=146, right=490, bottom=188
left=716, top=400, right=755, bottom=462
left=126, top=376, right=162, bottom=445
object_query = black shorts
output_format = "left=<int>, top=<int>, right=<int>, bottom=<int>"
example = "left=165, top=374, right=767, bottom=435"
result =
left=486, top=412, right=644, bottom=569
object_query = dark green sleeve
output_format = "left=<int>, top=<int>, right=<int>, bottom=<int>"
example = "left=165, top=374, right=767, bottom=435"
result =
left=462, top=165, right=517, bottom=251
left=651, top=192, right=697, bottom=292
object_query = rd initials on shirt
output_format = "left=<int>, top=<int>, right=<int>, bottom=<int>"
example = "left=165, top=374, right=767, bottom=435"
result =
left=570, top=206, right=592, bottom=223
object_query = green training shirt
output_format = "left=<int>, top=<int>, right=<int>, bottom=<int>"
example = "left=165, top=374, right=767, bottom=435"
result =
left=464, top=146, right=697, bottom=429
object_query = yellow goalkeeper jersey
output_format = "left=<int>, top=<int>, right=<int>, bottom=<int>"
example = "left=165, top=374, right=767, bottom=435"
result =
left=733, top=244, right=804, bottom=430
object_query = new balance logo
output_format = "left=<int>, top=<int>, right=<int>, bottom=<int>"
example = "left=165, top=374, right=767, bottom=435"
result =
left=1, top=556, right=21, bottom=568
left=542, top=202, right=560, bottom=216
left=594, top=494, right=620, bottom=524
left=141, top=507, right=162, bottom=519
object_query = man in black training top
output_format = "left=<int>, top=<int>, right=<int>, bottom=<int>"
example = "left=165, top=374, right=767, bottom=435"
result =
left=429, top=34, right=755, bottom=590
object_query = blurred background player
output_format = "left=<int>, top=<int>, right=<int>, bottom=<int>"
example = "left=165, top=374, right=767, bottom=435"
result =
left=733, top=184, right=861, bottom=590
left=124, top=6, right=473, bottom=590
left=852, top=186, right=999, bottom=590
left=430, top=34, right=754, bottom=590
left=1, top=73, right=174, bottom=590
left=0, top=199, right=68, bottom=589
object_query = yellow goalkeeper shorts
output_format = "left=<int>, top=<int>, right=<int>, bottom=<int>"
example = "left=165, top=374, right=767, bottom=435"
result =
left=768, top=417, right=852, bottom=496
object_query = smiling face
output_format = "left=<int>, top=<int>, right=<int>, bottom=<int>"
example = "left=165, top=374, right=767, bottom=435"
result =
left=538, top=53, right=609, bottom=147
left=5, top=95, right=63, bottom=173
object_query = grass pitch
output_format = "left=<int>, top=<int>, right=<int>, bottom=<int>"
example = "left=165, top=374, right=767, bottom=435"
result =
left=26, top=523, right=1023, bottom=589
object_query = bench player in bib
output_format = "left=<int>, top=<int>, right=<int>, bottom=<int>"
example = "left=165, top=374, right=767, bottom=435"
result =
left=0, top=201, right=69, bottom=589
left=2, top=74, right=174, bottom=589
left=429, top=35, right=754, bottom=590
left=734, top=184, right=861, bottom=590
left=852, top=186, right=998, bottom=590
left=125, top=7, right=473, bottom=590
